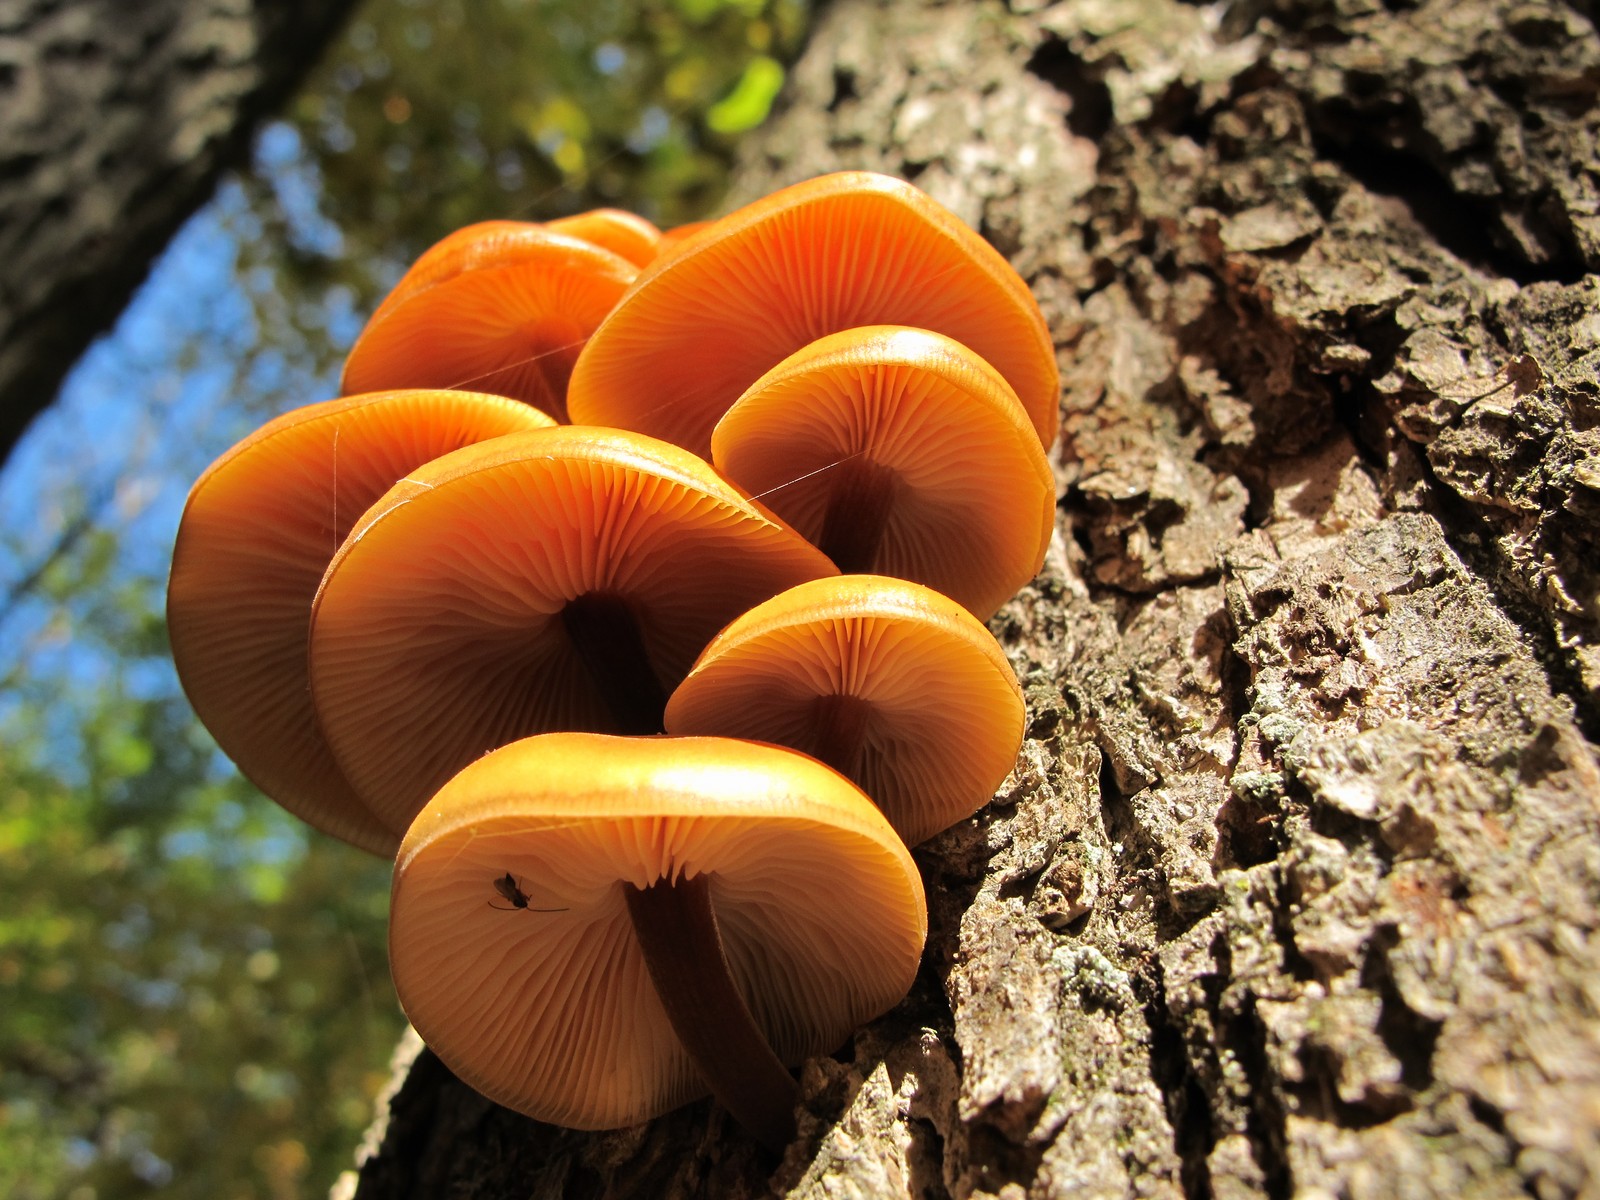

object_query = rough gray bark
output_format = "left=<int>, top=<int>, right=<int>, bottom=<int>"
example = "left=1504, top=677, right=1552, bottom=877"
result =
left=338, top=1, right=1600, bottom=1196
left=0, top=0, right=359, bottom=468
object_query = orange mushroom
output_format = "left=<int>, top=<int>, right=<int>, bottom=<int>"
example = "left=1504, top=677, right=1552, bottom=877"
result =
left=566, top=171, right=1059, bottom=457
left=308, top=425, right=836, bottom=836
left=664, top=575, right=1025, bottom=846
left=167, top=389, right=555, bottom=854
left=366, top=214, right=657, bottom=331
left=652, top=218, right=716, bottom=261
left=390, top=732, right=926, bottom=1149
left=710, top=325, right=1054, bottom=619
left=342, top=226, right=637, bottom=421
left=366, top=220, right=538, bottom=325
left=547, top=208, right=662, bottom=267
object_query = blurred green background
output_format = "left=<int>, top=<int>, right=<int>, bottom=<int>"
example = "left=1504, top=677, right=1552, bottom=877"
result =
left=0, top=1, right=808, bottom=1196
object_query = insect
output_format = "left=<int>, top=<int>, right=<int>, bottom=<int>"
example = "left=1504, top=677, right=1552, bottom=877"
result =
left=488, top=872, right=566, bottom=912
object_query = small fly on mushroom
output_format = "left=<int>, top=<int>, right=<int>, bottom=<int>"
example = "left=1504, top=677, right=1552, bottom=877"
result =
left=489, top=872, right=565, bottom=913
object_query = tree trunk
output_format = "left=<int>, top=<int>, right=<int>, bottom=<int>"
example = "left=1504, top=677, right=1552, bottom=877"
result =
left=337, top=1, right=1600, bottom=1196
left=0, top=0, right=359, bottom=468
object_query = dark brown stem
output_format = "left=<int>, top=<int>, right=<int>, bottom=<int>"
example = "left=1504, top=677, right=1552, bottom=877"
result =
left=818, top=458, right=898, bottom=574
left=808, top=692, right=871, bottom=781
left=560, top=592, right=668, bottom=735
left=624, top=874, right=798, bottom=1152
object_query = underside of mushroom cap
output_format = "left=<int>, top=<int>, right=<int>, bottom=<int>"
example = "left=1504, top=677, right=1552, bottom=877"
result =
left=664, top=575, right=1025, bottom=846
left=309, top=426, right=837, bottom=835
left=566, top=172, right=1059, bottom=458
left=167, top=389, right=554, bottom=855
left=711, top=325, right=1055, bottom=620
left=342, top=228, right=637, bottom=421
left=390, top=732, right=926, bottom=1132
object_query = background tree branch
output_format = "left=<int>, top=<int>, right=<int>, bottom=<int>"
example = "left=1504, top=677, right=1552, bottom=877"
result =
left=0, top=0, right=360, bottom=469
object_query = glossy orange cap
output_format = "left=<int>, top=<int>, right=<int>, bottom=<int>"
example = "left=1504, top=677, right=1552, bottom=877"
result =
left=309, top=426, right=837, bottom=835
left=167, top=389, right=554, bottom=855
left=665, top=575, right=1025, bottom=845
left=547, top=208, right=662, bottom=267
left=390, top=732, right=926, bottom=1131
left=342, top=226, right=637, bottom=420
left=711, top=325, right=1055, bottom=619
left=567, top=172, right=1059, bottom=457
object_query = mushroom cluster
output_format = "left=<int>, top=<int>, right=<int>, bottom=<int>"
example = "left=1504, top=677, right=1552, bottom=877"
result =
left=168, top=172, right=1058, bottom=1151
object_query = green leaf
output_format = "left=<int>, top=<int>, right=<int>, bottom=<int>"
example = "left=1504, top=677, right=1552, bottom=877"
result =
left=706, top=56, right=785, bottom=133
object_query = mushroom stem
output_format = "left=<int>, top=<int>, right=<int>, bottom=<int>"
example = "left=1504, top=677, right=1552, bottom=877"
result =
left=818, top=459, right=898, bottom=574
left=808, top=692, right=870, bottom=779
left=561, top=592, right=668, bottom=734
left=625, top=873, right=799, bottom=1151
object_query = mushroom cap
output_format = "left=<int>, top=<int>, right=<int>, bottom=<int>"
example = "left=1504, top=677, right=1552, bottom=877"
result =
left=342, top=226, right=637, bottom=420
left=711, top=325, right=1055, bottom=619
left=366, top=221, right=540, bottom=325
left=390, top=732, right=927, bottom=1130
left=167, top=389, right=555, bottom=855
left=309, top=425, right=837, bottom=835
left=664, top=575, right=1024, bottom=846
left=547, top=208, right=662, bottom=267
left=652, top=219, right=716, bottom=260
left=566, top=171, right=1059, bottom=457
left=368, top=215, right=656, bottom=322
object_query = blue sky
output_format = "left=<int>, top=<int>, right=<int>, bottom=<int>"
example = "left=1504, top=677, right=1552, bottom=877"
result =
left=0, top=126, right=364, bottom=775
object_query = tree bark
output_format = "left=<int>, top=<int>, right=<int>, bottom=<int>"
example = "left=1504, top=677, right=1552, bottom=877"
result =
left=338, top=1, right=1600, bottom=1196
left=0, top=0, right=359, bottom=469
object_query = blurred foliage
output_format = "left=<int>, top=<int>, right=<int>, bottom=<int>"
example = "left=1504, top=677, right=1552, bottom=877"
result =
left=0, top=0, right=810, bottom=1196
left=0, top=518, right=396, bottom=1200
left=244, top=0, right=810, bottom=380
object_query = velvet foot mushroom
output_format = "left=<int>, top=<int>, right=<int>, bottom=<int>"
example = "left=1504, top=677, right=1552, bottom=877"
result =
left=546, top=208, right=662, bottom=267
left=308, top=425, right=836, bottom=837
left=710, top=324, right=1055, bottom=619
left=389, top=732, right=926, bottom=1150
left=341, top=223, right=639, bottom=421
left=566, top=170, right=1060, bottom=458
left=167, top=389, right=555, bottom=855
left=362, top=212, right=656, bottom=332
left=665, top=575, right=1025, bottom=847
